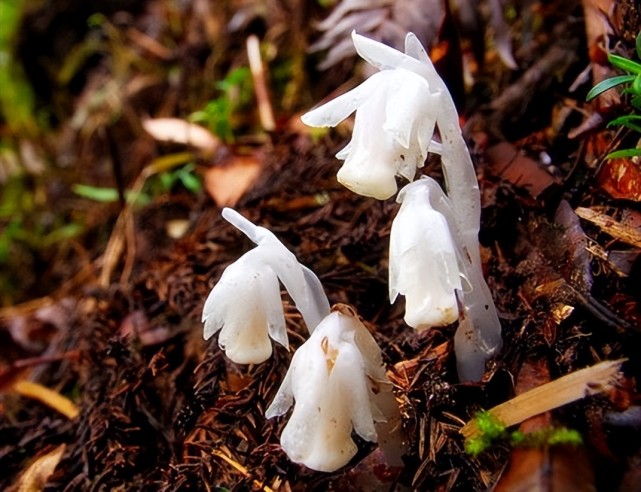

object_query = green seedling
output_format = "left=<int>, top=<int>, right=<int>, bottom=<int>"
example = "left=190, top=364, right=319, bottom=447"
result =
left=72, top=163, right=201, bottom=204
left=587, top=31, right=641, bottom=159
left=190, top=67, right=253, bottom=142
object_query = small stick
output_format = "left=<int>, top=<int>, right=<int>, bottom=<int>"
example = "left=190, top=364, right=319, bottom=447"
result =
left=461, top=359, right=625, bottom=438
left=246, top=35, right=276, bottom=132
left=576, top=207, right=641, bottom=249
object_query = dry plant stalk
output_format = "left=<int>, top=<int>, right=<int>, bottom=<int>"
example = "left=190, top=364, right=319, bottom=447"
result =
left=247, top=35, right=276, bottom=132
left=575, top=207, right=641, bottom=249
left=461, top=359, right=625, bottom=438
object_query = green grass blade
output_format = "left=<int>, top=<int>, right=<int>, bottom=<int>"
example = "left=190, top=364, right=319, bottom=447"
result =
left=606, top=148, right=641, bottom=159
left=587, top=75, right=636, bottom=101
left=608, top=54, right=641, bottom=74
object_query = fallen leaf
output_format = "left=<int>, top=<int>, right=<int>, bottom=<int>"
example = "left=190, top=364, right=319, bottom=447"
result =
left=204, top=153, right=262, bottom=207
left=142, top=118, right=220, bottom=154
left=493, top=359, right=596, bottom=492
left=485, top=142, right=559, bottom=198
left=16, top=444, right=66, bottom=492
left=494, top=444, right=595, bottom=492
left=11, top=380, right=79, bottom=420
left=596, top=158, right=641, bottom=201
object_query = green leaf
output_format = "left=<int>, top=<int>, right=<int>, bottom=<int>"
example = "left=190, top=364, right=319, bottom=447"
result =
left=178, top=169, right=201, bottom=193
left=608, top=54, right=641, bottom=74
left=606, top=148, right=641, bottom=159
left=634, top=74, right=641, bottom=95
left=72, top=184, right=150, bottom=205
left=607, top=114, right=641, bottom=133
left=586, top=75, right=636, bottom=101
left=72, top=184, right=120, bottom=202
left=637, top=31, right=641, bottom=60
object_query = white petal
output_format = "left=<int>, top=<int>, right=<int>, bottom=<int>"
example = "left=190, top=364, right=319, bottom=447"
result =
left=300, top=72, right=386, bottom=128
left=352, top=30, right=410, bottom=71
left=333, top=342, right=378, bottom=442
left=335, top=91, right=401, bottom=199
left=404, top=32, right=431, bottom=65
left=222, top=208, right=330, bottom=333
left=389, top=182, right=462, bottom=329
left=382, top=70, right=433, bottom=149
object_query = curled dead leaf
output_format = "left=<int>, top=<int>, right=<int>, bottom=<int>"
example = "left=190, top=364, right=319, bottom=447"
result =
left=16, top=444, right=66, bottom=492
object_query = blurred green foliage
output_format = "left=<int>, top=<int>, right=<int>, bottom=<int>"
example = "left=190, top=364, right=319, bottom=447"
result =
left=72, top=162, right=202, bottom=204
left=190, top=67, right=253, bottom=142
left=0, top=0, right=37, bottom=136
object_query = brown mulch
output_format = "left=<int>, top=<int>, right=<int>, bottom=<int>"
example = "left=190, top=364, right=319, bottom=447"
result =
left=1, top=1, right=641, bottom=490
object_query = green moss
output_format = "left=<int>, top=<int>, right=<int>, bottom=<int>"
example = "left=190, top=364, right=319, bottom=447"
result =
left=464, top=411, right=583, bottom=457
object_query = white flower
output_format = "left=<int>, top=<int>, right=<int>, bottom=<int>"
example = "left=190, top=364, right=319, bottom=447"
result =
left=265, top=305, right=401, bottom=472
left=202, top=208, right=330, bottom=364
left=203, top=250, right=286, bottom=364
left=302, top=33, right=440, bottom=200
left=390, top=177, right=464, bottom=329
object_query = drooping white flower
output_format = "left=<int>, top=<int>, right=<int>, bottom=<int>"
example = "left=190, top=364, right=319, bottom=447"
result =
left=302, top=35, right=440, bottom=200
left=202, top=208, right=330, bottom=364
left=389, top=177, right=464, bottom=329
left=265, top=305, right=402, bottom=472
left=203, top=250, right=286, bottom=364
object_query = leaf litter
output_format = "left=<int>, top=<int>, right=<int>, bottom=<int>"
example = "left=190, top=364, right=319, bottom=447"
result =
left=1, top=0, right=641, bottom=490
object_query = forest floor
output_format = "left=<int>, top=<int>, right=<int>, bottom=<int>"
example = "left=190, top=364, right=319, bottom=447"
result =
left=1, top=0, right=641, bottom=490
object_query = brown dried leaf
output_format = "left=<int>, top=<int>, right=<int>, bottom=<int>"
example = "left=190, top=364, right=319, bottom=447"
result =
left=485, top=142, right=559, bottom=197
left=16, top=444, right=66, bottom=492
left=204, top=154, right=262, bottom=207
left=494, top=445, right=596, bottom=492
left=582, top=0, right=620, bottom=110
left=596, top=159, right=641, bottom=201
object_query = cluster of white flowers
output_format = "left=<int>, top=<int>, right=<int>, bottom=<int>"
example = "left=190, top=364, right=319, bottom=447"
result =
left=202, top=209, right=401, bottom=472
left=302, top=31, right=502, bottom=382
left=201, top=30, right=503, bottom=475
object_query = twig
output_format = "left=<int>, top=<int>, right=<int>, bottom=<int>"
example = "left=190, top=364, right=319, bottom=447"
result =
left=461, top=359, right=625, bottom=439
left=247, top=35, right=276, bottom=132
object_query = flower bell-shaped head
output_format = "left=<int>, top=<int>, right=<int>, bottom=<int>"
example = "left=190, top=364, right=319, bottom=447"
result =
left=265, top=305, right=401, bottom=472
left=302, top=31, right=441, bottom=200
left=389, top=177, right=464, bottom=330
left=202, top=208, right=330, bottom=364
left=203, top=250, right=286, bottom=364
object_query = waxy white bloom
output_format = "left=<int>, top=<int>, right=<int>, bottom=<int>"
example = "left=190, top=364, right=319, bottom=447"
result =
left=302, top=33, right=441, bottom=200
left=202, top=208, right=330, bottom=364
left=265, top=305, right=401, bottom=472
left=390, top=177, right=464, bottom=330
